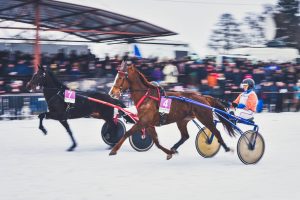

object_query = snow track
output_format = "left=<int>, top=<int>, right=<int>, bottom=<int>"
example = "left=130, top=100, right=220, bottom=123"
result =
left=0, top=113, right=299, bottom=200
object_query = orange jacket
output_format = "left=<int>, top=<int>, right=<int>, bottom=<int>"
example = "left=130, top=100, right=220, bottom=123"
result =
left=207, top=73, right=218, bottom=87
left=233, top=91, right=258, bottom=112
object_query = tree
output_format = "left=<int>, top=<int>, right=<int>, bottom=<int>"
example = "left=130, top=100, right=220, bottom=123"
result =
left=274, top=0, right=300, bottom=50
left=243, top=12, right=267, bottom=46
left=208, top=13, right=245, bottom=53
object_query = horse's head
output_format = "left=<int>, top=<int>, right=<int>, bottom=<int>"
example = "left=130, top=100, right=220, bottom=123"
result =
left=109, top=61, right=136, bottom=99
left=26, top=65, right=47, bottom=92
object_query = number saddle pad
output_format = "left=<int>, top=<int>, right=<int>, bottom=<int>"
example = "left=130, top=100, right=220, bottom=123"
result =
left=64, top=90, right=76, bottom=103
left=159, top=97, right=172, bottom=114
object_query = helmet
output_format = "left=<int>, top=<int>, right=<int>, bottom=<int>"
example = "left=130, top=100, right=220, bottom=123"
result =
left=241, top=78, right=255, bottom=89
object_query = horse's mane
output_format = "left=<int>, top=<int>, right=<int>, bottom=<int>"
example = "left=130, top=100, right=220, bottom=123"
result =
left=135, top=68, right=157, bottom=89
left=47, top=69, right=67, bottom=89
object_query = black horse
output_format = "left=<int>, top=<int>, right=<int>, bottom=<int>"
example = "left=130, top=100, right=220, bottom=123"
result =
left=26, top=65, right=127, bottom=151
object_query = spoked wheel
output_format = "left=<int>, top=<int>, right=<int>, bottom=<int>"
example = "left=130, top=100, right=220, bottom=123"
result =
left=129, top=131, right=154, bottom=152
left=195, top=127, right=221, bottom=158
left=237, top=130, right=265, bottom=165
left=101, top=119, right=126, bottom=146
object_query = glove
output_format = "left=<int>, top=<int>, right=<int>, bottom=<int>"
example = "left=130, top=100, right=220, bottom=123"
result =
left=237, top=103, right=246, bottom=109
left=231, top=102, right=238, bottom=108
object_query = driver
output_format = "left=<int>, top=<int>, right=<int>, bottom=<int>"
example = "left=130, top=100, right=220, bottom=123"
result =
left=232, top=78, right=258, bottom=120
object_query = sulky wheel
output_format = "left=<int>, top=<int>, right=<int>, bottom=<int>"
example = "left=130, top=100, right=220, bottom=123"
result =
left=237, top=130, right=265, bottom=165
left=129, top=130, right=154, bottom=152
left=195, top=127, right=221, bottom=158
left=101, top=119, right=126, bottom=146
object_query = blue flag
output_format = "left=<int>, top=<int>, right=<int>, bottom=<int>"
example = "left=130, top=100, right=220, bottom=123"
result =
left=133, top=44, right=142, bottom=58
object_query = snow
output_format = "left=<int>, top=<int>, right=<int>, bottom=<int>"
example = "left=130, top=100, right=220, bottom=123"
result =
left=0, top=112, right=300, bottom=200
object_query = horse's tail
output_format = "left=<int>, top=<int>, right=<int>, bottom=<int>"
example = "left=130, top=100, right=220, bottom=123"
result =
left=113, top=98, right=126, bottom=108
left=204, top=96, right=236, bottom=137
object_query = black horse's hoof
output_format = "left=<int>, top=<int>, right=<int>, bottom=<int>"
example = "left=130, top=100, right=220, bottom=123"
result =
left=109, top=151, right=117, bottom=156
left=39, top=127, right=47, bottom=135
left=67, top=147, right=75, bottom=152
left=66, top=144, right=77, bottom=152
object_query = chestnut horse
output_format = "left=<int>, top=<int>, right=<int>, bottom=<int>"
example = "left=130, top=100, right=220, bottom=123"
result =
left=109, top=63, right=235, bottom=159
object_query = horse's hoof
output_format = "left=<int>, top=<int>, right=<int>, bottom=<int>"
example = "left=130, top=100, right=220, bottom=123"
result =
left=166, top=154, right=173, bottom=160
left=39, top=127, right=47, bottom=135
left=109, top=151, right=117, bottom=156
left=66, top=145, right=77, bottom=152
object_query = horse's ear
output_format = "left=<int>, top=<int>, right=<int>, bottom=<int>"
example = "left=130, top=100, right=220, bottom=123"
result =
left=120, top=60, right=127, bottom=71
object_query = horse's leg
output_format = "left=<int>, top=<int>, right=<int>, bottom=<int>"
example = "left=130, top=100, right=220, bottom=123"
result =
left=109, top=122, right=144, bottom=156
left=38, top=112, right=47, bottom=135
left=170, top=120, right=190, bottom=153
left=59, top=120, right=77, bottom=151
left=195, top=112, right=232, bottom=152
left=107, top=119, right=118, bottom=139
left=42, top=111, right=78, bottom=151
left=146, top=127, right=174, bottom=160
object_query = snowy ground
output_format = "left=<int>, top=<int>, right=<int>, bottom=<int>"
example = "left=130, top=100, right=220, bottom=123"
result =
left=0, top=112, right=300, bottom=200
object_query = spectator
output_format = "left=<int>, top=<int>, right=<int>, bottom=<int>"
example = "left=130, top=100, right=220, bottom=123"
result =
left=294, top=80, right=300, bottom=112
left=162, top=61, right=178, bottom=84
left=151, top=67, right=164, bottom=83
left=232, top=68, right=243, bottom=86
left=207, top=72, right=218, bottom=88
left=69, top=63, right=81, bottom=77
left=0, top=63, right=5, bottom=77
left=0, top=48, right=299, bottom=113
left=15, top=60, right=33, bottom=76
left=94, top=62, right=105, bottom=78
left=199, top=79, right=211, bottom=95
left=0, top=78, right=6, bottom=94
left=275, top=82, right=287, bottom=113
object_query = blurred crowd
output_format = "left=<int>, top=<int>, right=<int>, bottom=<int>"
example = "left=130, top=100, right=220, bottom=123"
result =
left=0, top=49, right=299, bottom=112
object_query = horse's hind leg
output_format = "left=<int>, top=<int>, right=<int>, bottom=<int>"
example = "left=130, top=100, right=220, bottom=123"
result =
left=146, top=127, right=174, bottom=160
left=171, top=120, right=190, bottom=153
left=109, top=122, right=142, bottom=155
left=38, top=112, right=47, bottom=135
left=59, top=120, right=77, bottom=151
left=195, top=112, right=232, bottom=152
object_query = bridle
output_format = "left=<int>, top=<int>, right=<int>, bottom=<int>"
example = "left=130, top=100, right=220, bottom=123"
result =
left=28, top=71, right=46, bottom=90
left=112, top=71, right=129, bottom=96
left=112, top=70, right=162, bottom=109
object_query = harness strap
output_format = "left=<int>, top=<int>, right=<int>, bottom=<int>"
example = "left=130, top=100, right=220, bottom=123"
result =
left=135, top=90, right=150, bottom=109
left=135, top=88, right=161, bottom=109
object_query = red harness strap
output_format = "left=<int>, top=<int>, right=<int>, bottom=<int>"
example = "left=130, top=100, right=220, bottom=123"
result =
left=135, top=88, right=161, bottom=109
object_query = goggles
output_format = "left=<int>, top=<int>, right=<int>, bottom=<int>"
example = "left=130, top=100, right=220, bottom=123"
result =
left=240, top=83, right=249, bottom=88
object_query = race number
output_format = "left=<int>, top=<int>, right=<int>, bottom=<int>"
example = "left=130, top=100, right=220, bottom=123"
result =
left=159, top=97, right=172, bottom=113
left=64, top=90, right=76, bottom=103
